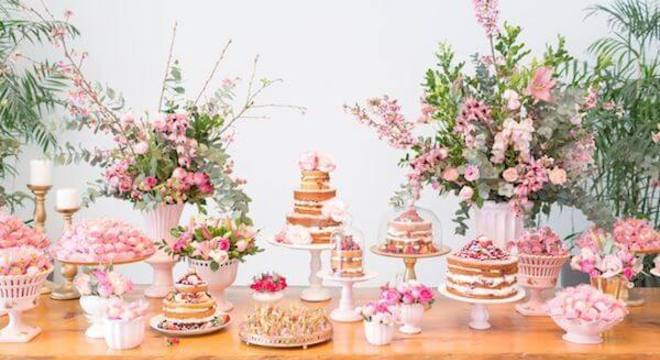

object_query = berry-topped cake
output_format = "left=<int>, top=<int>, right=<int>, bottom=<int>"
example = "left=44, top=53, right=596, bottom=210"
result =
left=382, top=207, right=438, bottom=254
left=284, top=152, right=342, bottom=244
left=446, top=236, right=518, bottom=299
left=331, top=234, right=364, bottom=277
left=158, top=270, right=229, bottom=331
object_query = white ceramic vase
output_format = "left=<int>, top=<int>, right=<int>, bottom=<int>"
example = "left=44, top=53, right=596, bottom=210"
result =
left=189, top=258, right=239, bottom=312
left=104, top=316, right=145, bottom=350
left=252, top=291, right=284, bottom=304
left=143, top=203, right=185, bottom=298
left=398, top=303, right=425, bottom=334
left=363, top=321, right=394, bottom=346
left=472, top=200, right=523, bottom=248
left=551, top=316, right=622, bottom=344
left=79, top=295, right=109, bottom=339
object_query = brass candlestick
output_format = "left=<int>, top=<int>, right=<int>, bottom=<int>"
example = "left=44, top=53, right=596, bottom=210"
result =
left=50, top=207, right=81, bottom=301
left=27, top=184, right=53, bottom=295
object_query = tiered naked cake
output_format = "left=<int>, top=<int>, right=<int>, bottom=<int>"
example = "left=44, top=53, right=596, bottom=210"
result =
left=285, top=153, right=342, bottom=244
left=157, top=270, right=228, bottom=331
left=382, top=207, right=438, bottom=254
left=331, top=234, right=364, bottom=277
left=446, top=236, right=518, bottom=299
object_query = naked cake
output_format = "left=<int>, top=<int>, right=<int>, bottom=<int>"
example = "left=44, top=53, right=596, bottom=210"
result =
left=382, top=207, right=438, bottom=254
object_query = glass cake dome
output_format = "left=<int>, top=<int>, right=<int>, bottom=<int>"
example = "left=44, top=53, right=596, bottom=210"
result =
left=377, top=205, right=443, bottom=255
left=330, top=223, right=366, bottom=278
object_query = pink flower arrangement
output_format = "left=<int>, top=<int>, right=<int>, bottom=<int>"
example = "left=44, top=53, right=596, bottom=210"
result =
left=249, top=272, right=287, bottom=293
left=73, top=267, right=133, bottom=298
left=0, top=212, right=49, bottom=250
left=104, top=298, right=149, bottom=321
left=612, top=218, right=660, bottom=252
left=379, top=281, right=435, bottom=306
left=166, top=216, right=261, bottom=270
left=358, top=299, right=399, bottom=325
left=510, top=227, right=568, bottom=256
left=571, top=226, right=642, bottom=281
left=546, top=285, right=627, bottom=323
left=346, top=1, right=597, bottom=234
left=0, top=246, right=51, bottom=276
left=298, top=151, right=336, bottom=172
left=52, top=219, right=155, bottom=264
left=274, top=225, right=312, bottom=245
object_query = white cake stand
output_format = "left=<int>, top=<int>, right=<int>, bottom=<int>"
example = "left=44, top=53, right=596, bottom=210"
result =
left=439, top=286, right=525, bottom=330
left=318, top=271, right=378, bottom=322
left=651, top=268, right=660, bottom=277
left=268, top=239, right=333, bottom=302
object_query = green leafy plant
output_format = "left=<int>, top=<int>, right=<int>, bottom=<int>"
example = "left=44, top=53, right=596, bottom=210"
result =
left=0, top=0, right=77, bottom=210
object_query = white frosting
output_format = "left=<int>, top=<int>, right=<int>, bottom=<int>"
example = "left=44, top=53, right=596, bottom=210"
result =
left=446, top=272, right=516, bottom=287
left=385, top=234, right=433, bottom=243
left=331, top=256, right=363, bottom=261
left=446, top=282, right=517, bottom=297
left=295, top=199, right=326, bottom=207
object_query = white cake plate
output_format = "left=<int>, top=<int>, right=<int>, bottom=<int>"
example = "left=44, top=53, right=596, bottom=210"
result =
left=318, top=271, right=378, bottom=322
left=651, top=268, right=660, bottom=277
left=149, top=311, right=232, bottom=337
left=439, top=286, right=525, bottom=330
left=268, top=239, right=333, bottom=302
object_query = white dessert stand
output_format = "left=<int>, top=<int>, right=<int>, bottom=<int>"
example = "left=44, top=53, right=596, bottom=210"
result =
left=439, top=286, right=524, bottom=330
left=318, top=271, right=378, bottom=322
left=651, top=268, right=660, bottom=277
left=268, top=239, right=333, bottom=302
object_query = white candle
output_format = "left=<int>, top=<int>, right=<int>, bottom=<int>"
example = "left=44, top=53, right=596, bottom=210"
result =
left=56, top=188, right=81, bottom=210
left=29, top=159, right=52, bottom=186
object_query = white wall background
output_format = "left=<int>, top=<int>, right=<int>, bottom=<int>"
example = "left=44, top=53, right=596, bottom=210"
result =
left=11, top=0, right=609, bottom=287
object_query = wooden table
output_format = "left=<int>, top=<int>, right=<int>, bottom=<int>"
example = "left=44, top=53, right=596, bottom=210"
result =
left=1, top=287, right=659, bottom=359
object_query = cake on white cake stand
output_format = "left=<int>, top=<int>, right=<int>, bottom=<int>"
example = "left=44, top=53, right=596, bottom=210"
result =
left=318, top=271, right=378, bottom=322
left=439, top=286, right=524, bottom=330
left=268, top=239, right=333, bottom=302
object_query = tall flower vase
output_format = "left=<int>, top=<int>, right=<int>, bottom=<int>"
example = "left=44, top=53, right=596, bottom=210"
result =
left=143, top=203, right=185, bottom=298
left=472, top=201, right=523, bottom=248
left=189, top=258, right=239, bottom=312
left=399, top=303, right=425, bottom=334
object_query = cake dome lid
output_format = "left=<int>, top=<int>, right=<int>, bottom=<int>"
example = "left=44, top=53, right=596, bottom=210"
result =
left=377, top=205, right=443, bottom=254
left=331, top=223, right=365, bottom=252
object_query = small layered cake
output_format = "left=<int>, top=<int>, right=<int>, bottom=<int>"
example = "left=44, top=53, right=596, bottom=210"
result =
left=382, top=207, right=437, bottom=254
left=331, top=235, right=364, bottom=277
left=158, top=271, right=228, bottom=331
left=285, top=154, right=342, bottom=244
left=446, top=236, right=518, bottom=299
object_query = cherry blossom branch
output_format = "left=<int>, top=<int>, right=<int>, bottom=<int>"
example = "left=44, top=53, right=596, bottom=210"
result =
left=158, top=22, right=178, bottom=112
left=194, top=39, right=232, bottom=106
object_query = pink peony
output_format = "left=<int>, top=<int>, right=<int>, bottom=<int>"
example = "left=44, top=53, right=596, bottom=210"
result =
left=526, top=67, right=556, bottom=103
left=502, top=167, right=518, bottom=182
left=464, top=165, right=480, bottom=182
left=321, top=199, right=348, bottom=222
left=298, top=152, right=318, bottom=171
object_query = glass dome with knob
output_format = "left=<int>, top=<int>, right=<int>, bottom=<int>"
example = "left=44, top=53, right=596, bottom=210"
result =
left=330, top=220, right=366, bottom=279
left=377, top=205, right=443, bottom=255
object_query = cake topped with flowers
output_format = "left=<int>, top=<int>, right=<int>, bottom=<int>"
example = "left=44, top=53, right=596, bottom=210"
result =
left=0, top=212, right=49, bottom=249
left=52, top=218, right=155, bottom=264
left=0, top=246, right=52, bottom=276
left=512, top=227, right=568, bottom=256
left=455, top=236, right=511, bottom=261
left=382, top=207, right=438, bottom=254
left=446, top=236, right=518, bottom=299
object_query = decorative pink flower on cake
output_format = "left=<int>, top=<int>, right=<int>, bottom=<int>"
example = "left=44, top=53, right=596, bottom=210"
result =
left=526, top=66, right=556, bottom=103
left=321, top=199, right=348, bottom=222
left=511, top=227, right=568, bottom=256
left=275, top=225, right=312, bottom=245
left=456, top=236, right=510, bottom=260
left=105, top=298, right=149, bottom=321
left=74, top=267, right=133, bottom=298
left=546, top=285, right=627, bottom=323
left=0, top=212, right=49, bottom=249
left=298, top=151, right=336, bottom=172
left=0, top=246, right=51, bottom=276
left=52, top=218, right=155, bottom=264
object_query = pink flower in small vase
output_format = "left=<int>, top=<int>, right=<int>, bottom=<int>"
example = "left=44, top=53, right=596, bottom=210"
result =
left=142, top=176, right=157, bottom=190
left=526, top=67, right=556, bottom=103
left=216, top=237, right=231, bottom=251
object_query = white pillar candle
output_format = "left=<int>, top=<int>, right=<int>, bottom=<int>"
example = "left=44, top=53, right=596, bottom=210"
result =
left=29, top=159, right=52, bottom=186
left=56, top=188, right=81, bottom=210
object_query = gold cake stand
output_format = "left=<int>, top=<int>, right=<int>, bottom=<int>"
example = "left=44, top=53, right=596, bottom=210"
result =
left=370, top=245, right=451, bottom=281
left=239, top=323, right=333, bottom=349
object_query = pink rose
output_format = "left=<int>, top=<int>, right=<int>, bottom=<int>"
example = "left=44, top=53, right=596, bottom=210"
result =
left=526, top=66, right=556, bottom=103
left=172, top=167, right=187, bottom=180
left=458, top=186, right=474, bottom=201
left=401, top=293, right=415, bottom=304
left=418, top=287, right=434, bottom=304
left=235, top=240, right=248, bottom=252
left=442, top=167, right=459, bottom=182
left=321, top=199, right=348, bottom=222
left=548, top=167, right=567, bottom=185
left=317, top=153, right=336, bottom=172
left=464, top=165, right=480, bottom=182
left=502, top=167, right=518, bottom=182
left=216, top=237, right=231, bottom=251
left=298, top=152, right=318, bottom=171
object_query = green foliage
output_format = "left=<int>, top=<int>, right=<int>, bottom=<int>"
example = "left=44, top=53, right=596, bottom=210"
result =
left=0, top=0, right=77, bottom=211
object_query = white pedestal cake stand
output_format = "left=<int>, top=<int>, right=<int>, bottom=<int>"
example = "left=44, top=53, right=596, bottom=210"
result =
left=651, top=268, right=660, bottom=277
left=318, top=271, right=378, bottom=322
left=268, top=239, right=333, bottom=302
left=439, top=286, right=524, bottom=330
